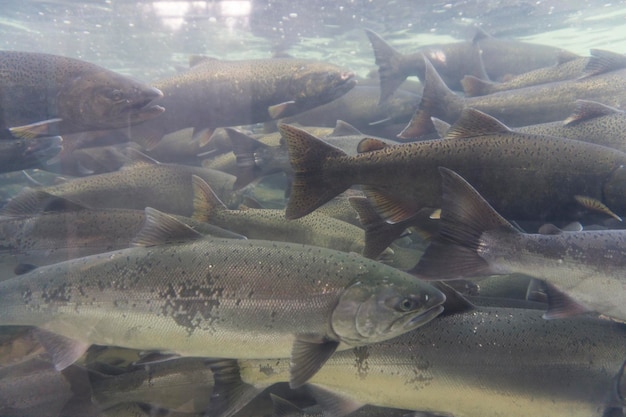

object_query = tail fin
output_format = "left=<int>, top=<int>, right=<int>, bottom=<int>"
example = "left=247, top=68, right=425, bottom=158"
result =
left=349, top=196, right=408, bottom=259
left=206, top=360, right=263, bottom=417
left=365, top=29, right=412, bottom=104
left=225, top=128, right=280, bottom=189
left=279, top=124, right=351, bottom=220
left=410, top=167, right=518, bottom=279
left=398, top=58, right=464, bottom=140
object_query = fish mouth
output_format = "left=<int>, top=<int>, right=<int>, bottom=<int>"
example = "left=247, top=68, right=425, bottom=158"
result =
left=123, top=87, right=165, bottom=121
left=404, top=304, right=445, bottom=329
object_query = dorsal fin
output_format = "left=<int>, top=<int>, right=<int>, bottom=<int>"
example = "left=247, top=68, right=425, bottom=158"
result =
left=563, top=100, right=623, bottom=125
left=0, top=191, right=89, bottom=216
left=123, top=148, right=160, bottom=168
left=132, top=207, right=203, bottom=247
left=537, top=223, right=563, bottom=235
left=189, top=55, right=218, bottom=67
left=444, top=108, right=512, bottom=139
left=557, top=50, right=580, bottom=65
left=191, top=174, right=228, bottom=222
left=583, top=49, right=626, bottom=77
left=472, top=26, right=492, bottom=43
left=357, top=138, right=389, bottom=153
left=431, top=281, right=476, bottom=316
left=431, top=117, right=451, bottom=138
left=330, top=120, right=362, bottom=137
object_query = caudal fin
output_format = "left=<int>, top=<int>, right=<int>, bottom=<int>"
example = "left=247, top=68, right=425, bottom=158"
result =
left=365, top=29, right=413, bottom=104
left=410, top=167, right=519, bottom=280
left=398, top=58, right=464, bottom=140
left=279, top=124, right=352, bottom=220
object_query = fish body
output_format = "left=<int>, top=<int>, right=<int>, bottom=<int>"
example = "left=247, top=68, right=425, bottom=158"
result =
left=229, top=304, right=626, bottom=417
left=401, top=50, right=626, bottom=138
left=0, top=199, right=241, bottom=279
left=366, top=29, right=575, bottom=101
left=0, top=358, right=91, bottom=417
left=280, top=85, right=421, bottom=135
left=3, top=154, right=238, bottom=217
left=461, top=55, right=590, bottom=96
left=131, top=58, right=356, bottom=147
left=512, top=100, right=626, bottom=153
left=413, top=168, right=626, bottom=322
left=191, top=176, right=392, bottom=259
left=225, top=122, right=396, bottom=189
left=0, top=209, right=444, bottom=387
left=280, top=109, right=626, bottom=224
left=91, top=357, right=215, bottom=412
left=0, top=135, right=62, bottom=173
left=0, top=51, right=163, bottom=137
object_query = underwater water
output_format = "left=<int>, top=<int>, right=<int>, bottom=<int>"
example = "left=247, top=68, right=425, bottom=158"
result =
left=3, top=1, right=626, bottom=416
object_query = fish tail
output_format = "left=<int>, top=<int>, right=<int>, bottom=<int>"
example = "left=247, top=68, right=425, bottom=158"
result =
left=225, top=128, right=273, bottom=189
left=279, top=124, right=351, bottom=220
left=460, top=75, right=498, bottom=97
left=410, top=167, right=519, bottom=280
left=348, top=196, right=408, bottom=259
left=398, top=58, right=464, bottom=140
left=191, top=174, right=228, bottom=222
left=365, top=29, right=413, bottom=104
left=206, top=359, right=263, bottom=417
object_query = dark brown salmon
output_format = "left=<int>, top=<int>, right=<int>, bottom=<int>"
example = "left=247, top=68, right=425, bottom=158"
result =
left=280, top=109, right=626, bottom=225
left=512, top=100, right=626, bottom=153
left=401, top=50, right=626, bottom=139
left=0, top=51, right=163, bottom=138
left=461, top=55, right=589, bottom=96
left=366, top=29, right=576, bottom=102
left=280, top=84, right=421, bottom=136
left=130, top=57, right=356, bottom=148
left=0, top=135, right=62, bottom=173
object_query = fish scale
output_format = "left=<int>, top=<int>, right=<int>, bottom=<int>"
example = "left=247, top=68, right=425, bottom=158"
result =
left=0, top=209, right=444, bottom=388
left=281, top=109, right=626, bottom=224
left=228, top=304, right=626, bottom=417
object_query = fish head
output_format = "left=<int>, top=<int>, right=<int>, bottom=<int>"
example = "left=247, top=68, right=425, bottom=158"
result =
left=59, top=70, right=164, bottom=131
left=284, top=62, right=356, bottom=116
left=331, top=271, right=445, bottom=345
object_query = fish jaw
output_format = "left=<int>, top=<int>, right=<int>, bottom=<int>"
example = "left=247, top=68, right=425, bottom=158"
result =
left=331, top=272, right=446, bottom=346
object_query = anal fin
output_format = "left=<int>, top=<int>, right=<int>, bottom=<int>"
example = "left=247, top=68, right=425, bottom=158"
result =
left=33, top=329, right=89, bottom=371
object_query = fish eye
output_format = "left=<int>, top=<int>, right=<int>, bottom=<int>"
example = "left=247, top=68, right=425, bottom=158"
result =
left=109, top=89, right=124, bottom=101
left=397, top=297, right=418, bottom=312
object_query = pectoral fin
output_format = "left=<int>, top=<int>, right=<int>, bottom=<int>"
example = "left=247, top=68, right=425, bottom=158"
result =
left=268, top=101, right=296, bottom=119
left=541, top=282, right=592, bottom=319
left=290, top=336, right=340, bottom=389
left=574, top=195, right=622, bottom=222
